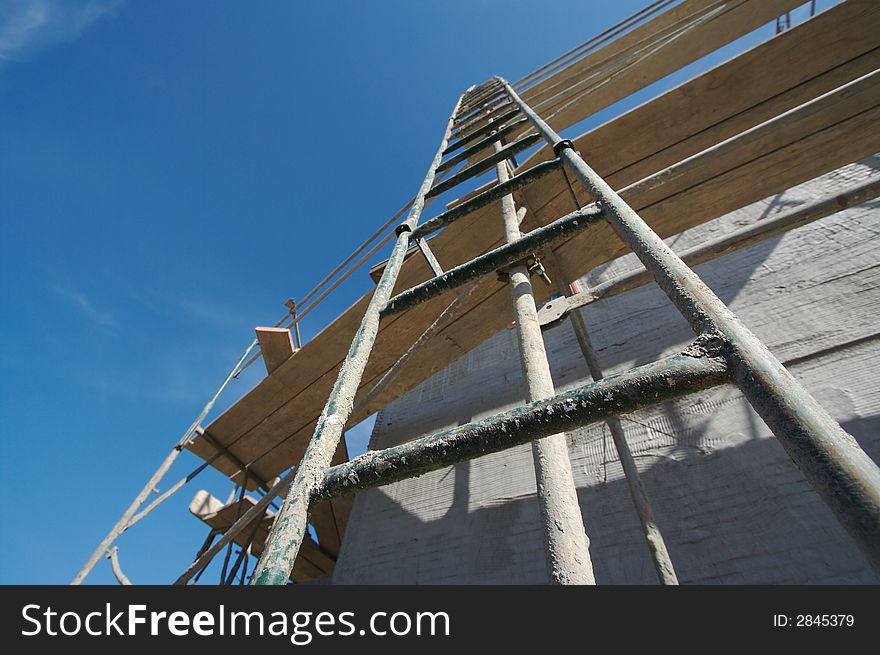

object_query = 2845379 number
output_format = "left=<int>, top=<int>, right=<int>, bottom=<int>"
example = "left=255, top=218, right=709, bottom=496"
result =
left=773, top=614, right=854, bottom=627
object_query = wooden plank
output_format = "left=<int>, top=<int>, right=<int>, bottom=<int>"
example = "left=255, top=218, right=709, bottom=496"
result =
left=529, top=0, right=806, bottom=134
left=255, top=327, right=296, bottom=375
left=465, top=0, right=806, bottom=163
left=187, top=0, right=880, bottom=488
left=187, top=491, right=334, bottom=581
left=382, top=1, right=877, bottom=293
left=522, top=0, right=880, bottom=210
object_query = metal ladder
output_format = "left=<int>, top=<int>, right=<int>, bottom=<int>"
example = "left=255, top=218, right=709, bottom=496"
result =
left=177, top=77, right=880, bottom=585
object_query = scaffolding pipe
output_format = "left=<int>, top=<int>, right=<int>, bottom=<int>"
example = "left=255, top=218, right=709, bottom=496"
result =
left=444, top=107, right=521, bottom=155
left=315, top=349, right=729, bottom=500
left=438, top=117, right=530, bottom=173
left=175, top=345, right=727, bottom=586
left=499, top=76, right=880, bottom=573
left=105, top=548, right=132, bottom=586
left=453, top=99, right=512, bottom=137
left=72, top=338, right=258, bottom=584
left=537, top=183, right=679, bottom=584
left=412, top=159, right=562, bottom=241
left=123, top=457, right=214, bottom=533
left=384, top=204, right=603, bottom=317
left=564, top=275, right=679, bottom=585
left=427, top=132, right=541, bottom=199
left=493, top=139, right=595, bottom=584
left=249, top=91, right=469, bottom=586
left=353, top=281, right=480, bottom=417
left=555, top=176, right=880, bottom=319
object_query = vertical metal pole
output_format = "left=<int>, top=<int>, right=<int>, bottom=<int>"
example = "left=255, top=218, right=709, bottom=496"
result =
left=499, top=77, right=880, bottom=572
left=286, top=299, right=303, bottom=349
left=251, top=91, right=468, bottom=585
left=541, top=174, right=679, bottom=584
left=494, top=140, right=595, bottom=585
left=564, top=275, right=679, bottom=584
left=71, top=339, right=258, bottom=584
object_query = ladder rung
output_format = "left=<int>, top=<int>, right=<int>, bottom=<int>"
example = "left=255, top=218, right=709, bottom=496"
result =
left=454, top=99, right=513, bottom=135
left=384, top=205, right=603, bottom=317
left=437, top=117, right=530, bottom=173
left=460, top=80, right=504, bottom=104
left=314, top=349, right=728, bottom=500
left=427, top=132, right=542, bottom=199
left=412, top=159, right=562, bottom=240
left=464, top=79, right=500, bottom=98
left=459, top=86, right=504, bottom=113
left=443, top=107, right=521, bottom=155
left=457, top=91, right=507, bottom=121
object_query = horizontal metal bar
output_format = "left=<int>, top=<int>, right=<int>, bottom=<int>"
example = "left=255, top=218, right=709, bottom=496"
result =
left=443, top=107, right=521, bottom=155
left=460, top=80, right=501, bottom=105
left=456, top=88, right=507, bottom=119
left=458, top=88, right=505, bottom=116
left=454, top=99, right=514, bottom=137
left=539, top=176, right=880, bottom=327
left=383, top=205, right=604, bottom=318
left=412, top=159, right=561, bottom=241
left=456, top=95, right=509, bottom=126
left=427, top=132, right=542, bottom=199
left=465, top=79, right=497, bottom=96
left=314, top=346, right=730, bottom=500
left=437, top=117, right=530, bottom=173
left=199, top=428, right=271, bottom=492
left=461, top=86, right=498, bottom=107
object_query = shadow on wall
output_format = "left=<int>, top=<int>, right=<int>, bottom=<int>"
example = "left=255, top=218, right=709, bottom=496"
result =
left=332, top=410, right=880, bottom=585
left=337, top=159, right=880, bottom=585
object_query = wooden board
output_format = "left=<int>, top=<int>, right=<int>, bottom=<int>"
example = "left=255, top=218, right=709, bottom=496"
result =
left=188, top=491, right=335, bottom=581
left=186, top=0, right=880, bottom=490
left=460, top=0, right=807, bottom=164
left=256, top=327, right=296, bottom=375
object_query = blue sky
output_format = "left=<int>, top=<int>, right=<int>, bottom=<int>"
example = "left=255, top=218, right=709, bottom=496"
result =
left=0, top=1, right=827, bottom=584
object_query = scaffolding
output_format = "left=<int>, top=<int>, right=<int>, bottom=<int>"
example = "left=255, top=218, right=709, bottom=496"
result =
left=73, top=0, right=880, bottom=586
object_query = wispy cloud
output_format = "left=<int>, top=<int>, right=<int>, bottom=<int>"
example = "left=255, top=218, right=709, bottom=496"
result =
left=177, top=298, right=253, bottom=332
left=53, top=282, right=117, bottom=328
left=0, top=0, right=122, bottom=66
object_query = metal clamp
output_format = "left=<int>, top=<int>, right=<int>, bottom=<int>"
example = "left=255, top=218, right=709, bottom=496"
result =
left=552, top=139, right=574, bottom=156
left=497, top=254, right=552, bottom=286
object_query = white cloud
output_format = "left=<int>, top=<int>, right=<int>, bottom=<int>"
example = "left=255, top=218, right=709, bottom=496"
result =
left=54, top=282, right=117, bottom=328
left=177, top=298, right=254, bottom=332
left=0, top=0, right=122, bottom=65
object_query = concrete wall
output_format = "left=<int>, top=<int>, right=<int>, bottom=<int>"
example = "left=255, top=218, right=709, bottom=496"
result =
left=332, top=156, right=880, bottom=584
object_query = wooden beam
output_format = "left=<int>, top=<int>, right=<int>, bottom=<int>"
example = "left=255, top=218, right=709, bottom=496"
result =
left=464, top=0, right=807, bottom=165
left=188, top=491, right=335, bottom=581
left=255, top=326, right=296, bottom=375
